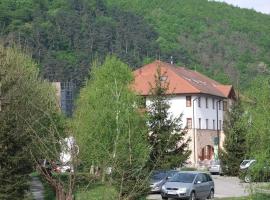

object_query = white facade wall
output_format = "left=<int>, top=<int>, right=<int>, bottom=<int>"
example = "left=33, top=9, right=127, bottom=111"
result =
left=146, top=94, right=225, bottom=130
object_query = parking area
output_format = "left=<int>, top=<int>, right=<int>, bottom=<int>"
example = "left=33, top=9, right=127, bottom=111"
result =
left=147, top=175, right=250, bottom=199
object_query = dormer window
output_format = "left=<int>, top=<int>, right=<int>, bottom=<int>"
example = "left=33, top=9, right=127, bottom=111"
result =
left=159, top=76, right=167, bottom=81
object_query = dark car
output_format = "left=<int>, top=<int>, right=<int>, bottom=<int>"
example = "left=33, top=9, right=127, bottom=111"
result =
left=161, top=171, right=214, bottom=200
left=149, top=170, right=178, bottom=193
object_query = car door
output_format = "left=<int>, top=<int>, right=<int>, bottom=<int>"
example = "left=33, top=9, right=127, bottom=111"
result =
left=201, top=173, right=211, bottom=198
left=194, top=174, right=204, bottom=198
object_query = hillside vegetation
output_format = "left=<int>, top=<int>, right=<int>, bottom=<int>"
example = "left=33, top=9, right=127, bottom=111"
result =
left=0, top=0, right=159, bottom=86
left=1, top=0, right=270, bottom=89
left=107, top=0, right=270, bottom=88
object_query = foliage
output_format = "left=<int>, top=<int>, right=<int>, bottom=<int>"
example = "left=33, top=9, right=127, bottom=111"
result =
left=0, top=45, right=76, bottom=200
left=0, top=0, right=159, bottom=87
left=146, top=67, right=191, bottom=170
left=107, top=0, right=270, bottom=88
left=0, top=45, right=65, bottom=199
left=245, top=77, right=270, bottom=179
left=75, top=185, right=117, bottom=200
left=220, top=101, right=247, bottom=176
left=73, top=56, right=150, bottom=199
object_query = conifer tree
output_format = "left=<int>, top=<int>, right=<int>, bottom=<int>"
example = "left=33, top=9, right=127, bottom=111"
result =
left=220, top=101, right=247, bottom=176
left=147, top=67, right=191, bottom=170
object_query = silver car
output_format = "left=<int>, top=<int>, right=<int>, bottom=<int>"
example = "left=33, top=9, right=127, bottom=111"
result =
left=161, top=171, right=214, bottom=200
left=209, top=160, right=223, bottom=175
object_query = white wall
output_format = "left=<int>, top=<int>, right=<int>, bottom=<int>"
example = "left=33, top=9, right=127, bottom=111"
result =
left=146, top=94, right=225, bottom=130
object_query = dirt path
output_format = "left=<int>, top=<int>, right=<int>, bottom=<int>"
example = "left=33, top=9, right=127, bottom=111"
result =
left=30, top=177, right=44, bottom=200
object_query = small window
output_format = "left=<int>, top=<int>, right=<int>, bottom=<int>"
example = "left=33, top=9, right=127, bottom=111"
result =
left=198, top=97, right=201, bottom=108
left=212, top=98, right=215, bottom=109
left=219, top=120, right=222, bottom=130
left=205, top=97, right=208, bottom=108
left=186, top=118, right=192, bottom=129
left=223, top=101, right=227, bottom=111
left=219, top=101, right=222, bottom=110
left=159, top=76, right=167, bottom=81
left=206, top=119, right=209, bottom=129
left=186, top=96, right=191, bottom=107
left=213, top=120, right=215, bottom=130
left=198, top=118, right=201, bottom=129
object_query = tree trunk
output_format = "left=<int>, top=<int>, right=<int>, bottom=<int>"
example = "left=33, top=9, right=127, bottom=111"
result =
left=55, top=183, right=73, bottom=200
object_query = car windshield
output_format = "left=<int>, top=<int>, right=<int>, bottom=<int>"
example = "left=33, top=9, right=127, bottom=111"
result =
left=151, top=171, right=167, bottom=180
left=241, top=161, right=250, bottom=166
left=211, top=160, right=220, bottom=165
left=168, top=173, right=196, bottom=183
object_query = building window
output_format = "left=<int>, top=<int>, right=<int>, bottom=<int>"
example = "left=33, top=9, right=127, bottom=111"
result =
left=206, top=119, right=209, bottom=129
left=186, top=118, right=192, bottom=129
left=198, top=118, right=201, bottom=129
left=219, top=101, right=222, bottom=110
left=206, top=97, right=208, bottom=108
left=219, top=120, right=222, bottom=130
left=213, top=120, right=215, bottom=130
left=212, top=98, right=215, bottom=109
left=223, top=101, right=228, bottom=111
left=186, top=96, right=191, bottom=107
left=198, top=97, right=201, bottom=108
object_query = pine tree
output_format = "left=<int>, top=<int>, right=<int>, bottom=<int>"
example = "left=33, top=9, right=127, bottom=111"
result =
left=220, top=101, right=247, bottom=176
left=147, top=67, right=191, bottom=170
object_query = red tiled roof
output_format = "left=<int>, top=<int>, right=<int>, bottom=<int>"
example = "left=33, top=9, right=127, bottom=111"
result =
left=132, top=60, right=234, bottom=98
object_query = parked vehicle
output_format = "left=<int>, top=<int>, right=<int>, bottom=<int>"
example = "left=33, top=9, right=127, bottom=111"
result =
left=240, top=160, right=256, bottom=170
left=161, top=171, right=214, bottom=200
left=209, top=160, right=223, bottom=175
left=240, top=160, right=270, bottom=183
left=149, top=170, right=178, bottom=193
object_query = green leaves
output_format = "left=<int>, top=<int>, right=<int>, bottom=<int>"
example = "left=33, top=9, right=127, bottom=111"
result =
left=220, top=101, right=247, bottom=176
left=73, top=56, right=149, bottom=199
left=0, top=45, right=65, bottom=199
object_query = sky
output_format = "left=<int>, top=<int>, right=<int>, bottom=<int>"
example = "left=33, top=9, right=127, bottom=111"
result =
left=213, top=0, right=270, bottom=14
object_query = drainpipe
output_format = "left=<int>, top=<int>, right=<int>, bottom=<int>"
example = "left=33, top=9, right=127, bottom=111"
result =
left=192, top=97, right=198, bottom=166
left=216, top=99, right=223, bottom=160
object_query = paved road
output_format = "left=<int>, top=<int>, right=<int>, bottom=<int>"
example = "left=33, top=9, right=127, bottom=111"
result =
left=147, top=175, right=250, bottom=199
left=30, top=177, right=44, bottom=200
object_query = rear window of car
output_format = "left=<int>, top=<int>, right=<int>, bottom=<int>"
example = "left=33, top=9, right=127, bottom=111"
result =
left=168, top=173, right=196, bottom=183
left=210, top=160, right=220, bottom=165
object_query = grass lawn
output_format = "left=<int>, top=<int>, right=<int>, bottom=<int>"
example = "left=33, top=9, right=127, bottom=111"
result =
left=75, top=184, right=117, bottom=200
left=217, top=193, right=270, bottom=200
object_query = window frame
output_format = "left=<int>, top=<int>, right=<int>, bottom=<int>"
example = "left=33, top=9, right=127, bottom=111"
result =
left=186, top=118, right=192, bottom=129
left=186, top=96, right=192, bottom=107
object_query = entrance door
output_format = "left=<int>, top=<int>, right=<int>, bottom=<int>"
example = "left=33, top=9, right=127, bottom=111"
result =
left=201, top=145, right=214, bottom=160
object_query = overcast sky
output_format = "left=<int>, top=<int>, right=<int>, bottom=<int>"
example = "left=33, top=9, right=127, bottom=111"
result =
left=213, top=0, right=270, bottom=14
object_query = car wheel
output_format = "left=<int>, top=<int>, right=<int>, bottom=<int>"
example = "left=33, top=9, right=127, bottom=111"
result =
left=161, top=197, right=168, bottom=200
left=189, top=191, right=196, bottom=200
left=244, top=175, right=251, bottom=183
left=207, top=189, right=214, bottom=199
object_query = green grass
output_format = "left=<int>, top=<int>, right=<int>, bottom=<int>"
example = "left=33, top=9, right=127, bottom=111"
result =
left=75, top=184, right=117, bottom=200
left=217, top=193, right=270, bottom=200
